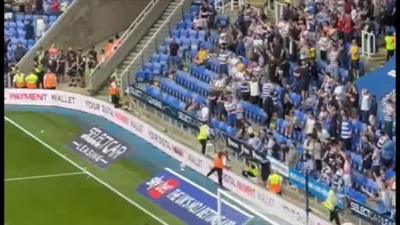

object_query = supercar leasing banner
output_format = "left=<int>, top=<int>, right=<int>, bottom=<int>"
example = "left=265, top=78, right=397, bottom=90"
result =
left=137, top=171, right=251, bottom=225
left=69, top=127, right=130, bottom=168
left=4, top=89, right=333, bottom=225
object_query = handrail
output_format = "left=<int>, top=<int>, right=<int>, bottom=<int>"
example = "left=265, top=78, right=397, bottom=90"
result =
left=119, top=0, right=186, bottom=87
left=16, top=0, right=79, bottom=67
left=88, top=0, right=158, bottom=77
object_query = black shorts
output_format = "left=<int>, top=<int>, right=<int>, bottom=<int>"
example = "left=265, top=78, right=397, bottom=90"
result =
left=350, top=59, right=359, bottom=70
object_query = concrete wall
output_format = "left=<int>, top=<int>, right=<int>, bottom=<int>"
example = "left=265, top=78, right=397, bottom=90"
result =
left=88, top=0, right=172, bottom=94
left=17, top=0, right=152, bottom=74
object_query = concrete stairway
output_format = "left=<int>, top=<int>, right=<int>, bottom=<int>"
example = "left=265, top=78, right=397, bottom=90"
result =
left=96, top=0, right=180, bottom=98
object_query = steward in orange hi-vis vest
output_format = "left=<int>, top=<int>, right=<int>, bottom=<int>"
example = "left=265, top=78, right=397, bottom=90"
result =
left=109, top=79, right=120, bottom=108
left=43, top=69, right=57, bottom=89
left=206, top=151, right=226, bottom=187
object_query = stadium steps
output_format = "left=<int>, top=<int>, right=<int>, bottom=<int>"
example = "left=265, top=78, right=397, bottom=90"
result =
left=95, top=0, right=180, bottom=97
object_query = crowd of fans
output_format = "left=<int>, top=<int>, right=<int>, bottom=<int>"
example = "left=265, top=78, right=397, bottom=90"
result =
left=158, top=0, right=396, bottom=219
left=8, top=34, right=121, bottom=88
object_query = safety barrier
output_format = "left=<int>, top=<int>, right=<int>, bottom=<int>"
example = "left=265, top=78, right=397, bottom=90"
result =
left=361, top=31, right=376, bottom=58
left=5, top=88, right=332, bottom=225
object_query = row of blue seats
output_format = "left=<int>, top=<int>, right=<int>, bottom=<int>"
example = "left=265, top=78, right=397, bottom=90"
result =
left=145, top=85, right=185, bottom=110
left=6, top=37, right=35, bottom=46
left=174, top=71, right=210, bottom=97
left=143, top=61, right=168, bottom=77
left=6, top=14, right=57, bottom=24
left=210, top=118, right=237, bottom=136
left=188, top=64, right=218, bottom=83
left=241, top=101, right=268, bottom=125
left=171, top=28, right=207, bottom=40
left=159, top=78, right=207, bottom=105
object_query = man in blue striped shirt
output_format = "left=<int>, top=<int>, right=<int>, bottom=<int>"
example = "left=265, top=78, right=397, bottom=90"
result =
left=340, top=113, right=352, bottom=151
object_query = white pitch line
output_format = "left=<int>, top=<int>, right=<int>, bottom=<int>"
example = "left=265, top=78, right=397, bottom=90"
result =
left=164, top=167, right=254, bottom=219
left=5, top=116, right=169, bottom=225
left=5, top=171, right=86, bottom=182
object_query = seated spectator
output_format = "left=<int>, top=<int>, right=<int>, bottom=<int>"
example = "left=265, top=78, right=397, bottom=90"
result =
left=184, top=97, right=199, bottom=113
left=193, top=46, right=208, bottom=65
left=242, top=159, right=260, bottom=180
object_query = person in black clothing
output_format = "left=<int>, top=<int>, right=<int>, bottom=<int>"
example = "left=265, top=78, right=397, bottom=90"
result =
left=168, top=38, right=180, bottom=73
left=35, top=0, right=44, bottom=13
left=56, top=49, right=66, bottom=82
left=260, top=156, right=271, bottom=185
left=262, top=95, right=274, bottom=127
left=67, top=48, right=78, bottom=87
left=77, top=49, right=85, bottom=86
left=14, top=44, right=26, bottom=62
left=87, top=47, right=98, bottom=73
left=24, top=20, right=35, bottom=40
left=369, top=95, right=378, bottom=117
left=34, top=61, right=45, bottom=88
left=47, top=57, right=57, bottom=73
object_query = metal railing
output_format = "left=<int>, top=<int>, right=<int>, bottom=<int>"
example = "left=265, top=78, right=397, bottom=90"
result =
left=87, top=0, right=159, bottom=81
left=119, top=0, right=192, bottom=93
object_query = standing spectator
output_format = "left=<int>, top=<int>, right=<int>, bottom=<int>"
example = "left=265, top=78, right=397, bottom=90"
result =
left=50, top=0, right=60, bottom=15
left=33, top=61, right=45, bottom=88
left=98, top=49, right=107, bottom=64
left=249, top=76, right=260, bottom=105
left=48, top=43, right=59, bottom=59
left=382, top=95, right=395, bottom=137
left=348, top=39, right=360, bottom=80
left=168, top=38, right=180, bottom=73
left=35, top=0, right=44, bottom=13
left=87, top=47, right=98, bottom=73
left=56, top=49, right=66, bottom=82
left=66, top=47, right=77, bottom=87
left=340, top=111, right=352, bottom=151
left=369, top=95, right=378, bottom=118
left=317, top=32, right=330, bottom=61
left=359, top=89, right=371, bottom=124
left=24, top=20, right=35, bottom=40
left=14, top=44, right=26, bottom=62
left=35, top=16, right=47, bottom=39
left=343, top=13, right=353, bottom=43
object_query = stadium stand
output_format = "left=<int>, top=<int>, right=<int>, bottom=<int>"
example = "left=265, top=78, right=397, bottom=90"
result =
left=128, top=0, right=396, bottom=222
left=4, top=0, right=73, bottom=64
left=4, top=0, right=396, bottom=223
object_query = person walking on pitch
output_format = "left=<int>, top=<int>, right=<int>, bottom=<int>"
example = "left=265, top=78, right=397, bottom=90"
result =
left=206, top=151, right=227, bottom=188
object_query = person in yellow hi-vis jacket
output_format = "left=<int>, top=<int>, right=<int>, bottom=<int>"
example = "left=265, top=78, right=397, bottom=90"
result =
left=25, top=71, right=39, bottom=89
left=13, top=70, right=25, bottom=88
left=266, top=169, right=282, bottom=195
left=323, top=184, right=340, bottom=225
left=385, top=31, right=395, bottom=61
left=197, top=122, right=209, bottom=155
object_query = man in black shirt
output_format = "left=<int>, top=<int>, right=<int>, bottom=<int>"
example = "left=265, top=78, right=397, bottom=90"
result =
left=168, top=38, right=180, bottom=74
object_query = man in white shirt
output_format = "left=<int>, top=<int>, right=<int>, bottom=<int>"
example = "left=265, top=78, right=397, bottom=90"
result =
left=249, top=76, right=260, bottom=105
left=360, top=89, right=371, bottom=124
left=35, top=16, right=47, bottom=39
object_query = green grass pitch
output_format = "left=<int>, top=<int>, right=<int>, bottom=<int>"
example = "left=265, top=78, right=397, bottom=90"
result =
left=4, top=111, right=184, bottom=225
